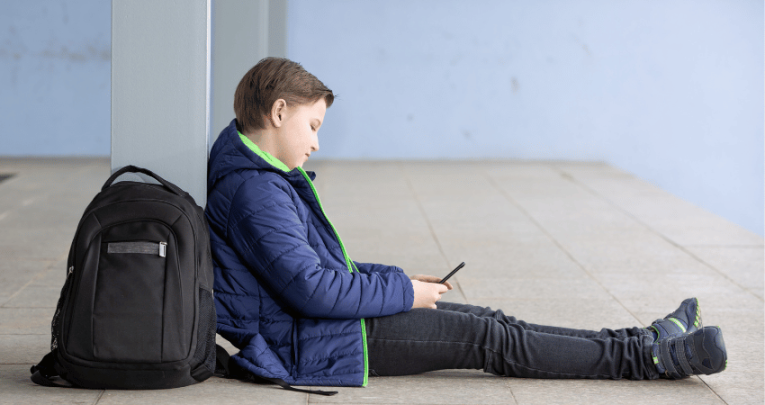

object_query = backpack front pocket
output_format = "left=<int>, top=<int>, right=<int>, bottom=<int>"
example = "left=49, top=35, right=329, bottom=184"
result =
left=64, top=219, right=186, bottom=364
left=92, top=237, right=170, bottom=363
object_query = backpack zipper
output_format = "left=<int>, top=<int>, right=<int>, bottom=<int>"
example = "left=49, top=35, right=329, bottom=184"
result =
left=51, top=265, right=75, bottom=351
left=107, top=240, right=167, bottom=257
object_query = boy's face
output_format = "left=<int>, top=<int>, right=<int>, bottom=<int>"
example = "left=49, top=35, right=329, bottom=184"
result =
left=276, top=98, right=326, bottom=170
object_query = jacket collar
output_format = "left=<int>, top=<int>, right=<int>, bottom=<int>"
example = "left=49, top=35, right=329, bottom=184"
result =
left=208, top=119, right=317, bottom=193
left=238, top=131, right=291, bottom=172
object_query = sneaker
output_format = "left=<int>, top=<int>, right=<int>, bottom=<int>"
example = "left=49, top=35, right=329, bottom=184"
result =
left=649, top=297, right=702, bottom=342
left=652, top=326, right=727, bottom=379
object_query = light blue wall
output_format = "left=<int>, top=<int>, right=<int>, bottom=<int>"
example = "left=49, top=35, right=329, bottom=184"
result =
left=288, top=0, right=764, bottom=236
left=1, top=1, right=762, bottom=236
left=0, top=0, right=111, bottom=156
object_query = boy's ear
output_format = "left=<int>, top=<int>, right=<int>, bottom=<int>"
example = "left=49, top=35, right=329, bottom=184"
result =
left=270, top=99, right=287, bottom=128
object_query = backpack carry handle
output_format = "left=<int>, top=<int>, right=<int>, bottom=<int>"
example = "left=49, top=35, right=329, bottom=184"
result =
left=103, top=165, right=186, bottom=197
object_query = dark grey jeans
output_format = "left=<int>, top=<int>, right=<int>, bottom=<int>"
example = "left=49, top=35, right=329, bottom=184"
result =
left=365, top=301, right=659, bottom=380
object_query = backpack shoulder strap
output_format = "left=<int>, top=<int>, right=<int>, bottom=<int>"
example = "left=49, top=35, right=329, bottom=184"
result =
left=30, top=350, right=76, bottom=388
left=214, top=344, right=337, bottom=396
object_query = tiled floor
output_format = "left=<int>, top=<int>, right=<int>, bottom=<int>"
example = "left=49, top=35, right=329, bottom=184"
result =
left=1, top=157, right=762, bottom=404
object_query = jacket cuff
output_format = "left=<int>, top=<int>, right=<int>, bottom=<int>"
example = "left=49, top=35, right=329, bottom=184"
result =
left=402, top=274, right=415, bottom=311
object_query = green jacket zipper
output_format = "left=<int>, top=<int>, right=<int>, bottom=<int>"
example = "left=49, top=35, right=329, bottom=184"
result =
left=297, top=167, right=369, bottom=387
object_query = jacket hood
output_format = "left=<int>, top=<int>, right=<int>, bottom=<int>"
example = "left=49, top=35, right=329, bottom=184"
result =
left=207, top=119, right=316, bottom=193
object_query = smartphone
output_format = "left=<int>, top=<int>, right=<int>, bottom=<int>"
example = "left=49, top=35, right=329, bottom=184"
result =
left=440, top=262, right=465, bottom=284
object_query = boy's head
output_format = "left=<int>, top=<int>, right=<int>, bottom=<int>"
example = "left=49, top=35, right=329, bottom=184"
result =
left=234, top=57, right=334, bottom=135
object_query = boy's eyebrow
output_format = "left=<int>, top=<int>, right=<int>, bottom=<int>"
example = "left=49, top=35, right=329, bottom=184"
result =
left=312, top=118, right=323, bottom=127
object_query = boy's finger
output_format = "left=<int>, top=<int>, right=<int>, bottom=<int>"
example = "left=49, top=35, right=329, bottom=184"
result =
left=435, top=279, right=453, bottom=290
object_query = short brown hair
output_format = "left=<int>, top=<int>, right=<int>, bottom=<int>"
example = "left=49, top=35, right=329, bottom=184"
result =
left=234, top=57, right=334, bottom=133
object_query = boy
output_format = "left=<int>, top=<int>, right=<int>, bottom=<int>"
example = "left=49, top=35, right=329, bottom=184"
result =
left=205, top=57, right=727, bottom=386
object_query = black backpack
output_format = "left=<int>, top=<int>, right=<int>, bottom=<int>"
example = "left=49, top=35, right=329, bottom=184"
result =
left=30, top=165, right=338, bottom=395
left=30, top=165, right=217, bottom=389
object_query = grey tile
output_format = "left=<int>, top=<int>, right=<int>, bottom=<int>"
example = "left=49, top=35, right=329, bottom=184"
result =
left=558, top=236, right=707, bottom=275
left=0, top=227, right=73, bottom=261
left=594, top=269, right=745, bottom=309
left=0, top=365, right=101, bottom=404
left=0, top=308, right=54, bottom=335
left=749, top=287, right=764, bottom=300
left=555, top=164, right=764, bottom=247
left=459, top=277, right=611, bottom=301
left=309, top=370, right=515, bottom=404
left=432, top=241, right=588, bottom=280
left=507, top=377, right=725, bottom=405
left=98, top=377, right=308, bottom=405
left=2, top=285, right=62, bottom=308
left=685, top=245, right=764, bottom=296
left=0, top=260, right=54, bottom=305
left=0, top=335, right=50, bottom=365
left=2, top=263, right=68, bottom=309
left=700, top=366, right=765, bottom=405
left=31, top=262, right=69, bottom=288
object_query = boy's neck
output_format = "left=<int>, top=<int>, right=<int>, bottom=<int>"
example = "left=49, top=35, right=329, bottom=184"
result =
left=244, top=129, right=281, bottom=162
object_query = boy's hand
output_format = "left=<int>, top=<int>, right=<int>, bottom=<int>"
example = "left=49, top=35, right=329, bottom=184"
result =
left=410, top=274, right=453, bottom=290
left=410, top=280, right=449, bottom=310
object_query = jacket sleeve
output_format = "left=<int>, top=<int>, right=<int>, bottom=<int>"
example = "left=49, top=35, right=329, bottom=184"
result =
left=227, top=176, right=414, bottom=319
left=353, top=261, right=405, bottom=275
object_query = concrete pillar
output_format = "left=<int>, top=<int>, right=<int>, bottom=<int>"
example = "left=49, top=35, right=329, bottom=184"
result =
left=210, top=0, right=287, bottom=145
left=111, top=0, right=211, bottom=205
left=111, top=0, right=287, bottom=206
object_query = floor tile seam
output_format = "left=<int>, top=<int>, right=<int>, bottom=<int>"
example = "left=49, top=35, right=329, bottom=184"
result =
left=1, top=363, right=44, bottom=365
left=682, top=244, right=764, bottom=248
left=397, top=162, right=468, bottom=305
left=308, top=402, right=510, bottom=405
left=2, top=306, right=57, bottom=309
left=0, top=333, right=47, bottom=336
left=505, top=375, right=520, bottom=405
left=0, top=261, right=62, bottom=308
left=549, top=164, right=764, bottom=304
left=483, top=168, right=645, bottom=327
left=695, top=375, right=730, bottom=405
left=92, top=389, right=105, bottom=405
left=307, top=403, right=473, bottom=405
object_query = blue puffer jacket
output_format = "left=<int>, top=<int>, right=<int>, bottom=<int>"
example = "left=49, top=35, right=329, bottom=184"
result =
left=206, top=120, right=415, bottom=386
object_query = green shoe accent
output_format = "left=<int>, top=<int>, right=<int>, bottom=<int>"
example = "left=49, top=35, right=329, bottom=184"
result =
left=651, top=298, right=702, bottom=340
left=649, top=325, right=661, bottom=342
left=694, top=302, right=702, bottom=328
left=668, top=317, right=686, bottom=333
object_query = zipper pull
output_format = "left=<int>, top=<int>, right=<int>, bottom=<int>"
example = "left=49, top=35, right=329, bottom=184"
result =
left=68, top=266, right=73, bottom=276
left=159, top=242, right=167, bottom=258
